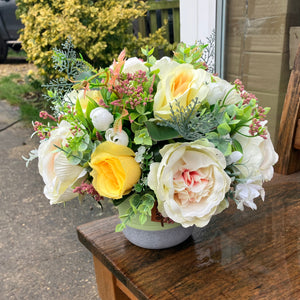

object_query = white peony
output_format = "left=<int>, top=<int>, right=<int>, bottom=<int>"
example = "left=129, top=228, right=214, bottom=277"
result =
left=105, top=128, right=129, bottom=146
left=90, top=107, right=114, bottom=131
left=148, top=140, right=231, bottom=228
left=38, top=121, right=87, bottom=204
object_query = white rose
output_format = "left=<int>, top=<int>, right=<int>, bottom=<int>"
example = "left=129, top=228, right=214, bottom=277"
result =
left=122, top=57, right=147, bottom=74
left=105, top=128, right=129, bottom=146
left=38, top=121, right=87, bottom=204
left=90, top=107, right=114, bottom=131
left=207, top=76, right=242, bottom=105
left=234, top=127, right=278, bottom=182
left=148, top=140, right=231, bottom=228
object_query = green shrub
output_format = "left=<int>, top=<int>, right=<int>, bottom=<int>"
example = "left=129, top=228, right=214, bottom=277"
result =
left=17, top=0, right=172, bottom=79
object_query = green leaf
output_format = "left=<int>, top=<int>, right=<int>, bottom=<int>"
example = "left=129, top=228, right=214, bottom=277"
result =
left=139, top=214, right=147, bottom=225
left=217, top=141, right=232, bottom=156
left=129, top=194, right=142, bottom=213
left=232, top=138, right=243, bottom=153
left=115, top=223, right=126, bottom=232
left=86, top=97, right=99, bottom=120
left=145, top=121, right=180, bottom=141
left=136, top=104, right=145, bottom=114
left=217, top=122, right=231, bottom=135
left=75, top=99, right=89, bottom=129
left=68, top=154, right=82, bottom=165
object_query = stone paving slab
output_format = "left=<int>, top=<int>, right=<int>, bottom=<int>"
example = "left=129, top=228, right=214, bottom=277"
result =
left=0, top=100, right=116, bottom=299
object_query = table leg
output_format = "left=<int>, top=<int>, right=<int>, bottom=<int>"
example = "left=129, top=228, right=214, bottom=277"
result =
left=93, top=255, right=138, bottom=300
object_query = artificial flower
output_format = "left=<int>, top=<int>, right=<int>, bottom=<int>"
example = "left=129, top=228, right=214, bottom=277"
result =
left=90, top=141, right=141, bottom=199
left=90, top=107, right=114, bottom=131
left=37, top=121, right=87, bottom=204
left=105, top=128, right=129, bottom=146
left=234, top=127, right=278, bottom=182
left=66, top=90, right=102, bottom=114
left=153, top=62, right=210, bottom=119
left=207, top=76, right=242, bottom=105
left=235, top=179, right=265, bottom=211
left=122, top=57, right=147, bottom=74
left=148, top=140, right=231, bottom=227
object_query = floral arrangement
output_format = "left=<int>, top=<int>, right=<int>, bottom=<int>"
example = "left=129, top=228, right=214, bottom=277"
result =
left=25, top=40, right=278, bottom=231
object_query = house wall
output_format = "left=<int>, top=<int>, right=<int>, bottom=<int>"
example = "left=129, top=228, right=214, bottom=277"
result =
left=224, top=0, right=300, bottom=143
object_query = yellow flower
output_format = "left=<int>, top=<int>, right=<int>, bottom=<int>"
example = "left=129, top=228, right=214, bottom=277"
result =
left=153, top=62, right=211, bottom=119
left=90, top=142, right=141, bottom=199
left=66, top=89, right=102, bottom=114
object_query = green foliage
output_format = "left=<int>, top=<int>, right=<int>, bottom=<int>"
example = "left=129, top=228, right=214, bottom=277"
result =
left=173, top=43, right=209, bottom=70
left=16, top=0, right=172, bottom=79
left=115, top=191, right=155, bottom=232
left=0, top=74, right=45, bottom=123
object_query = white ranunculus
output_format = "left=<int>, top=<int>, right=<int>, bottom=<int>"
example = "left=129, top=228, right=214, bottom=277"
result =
left=105, top=128, right=129, bottom=146
left=148, top=140, right=231, bottom=228
left=38, top=121, right=87, bottom=204
left=207, top=76, right=242, bottom=105
left=90, top=107, right=114, bottom=131
left=235, top=179, right=265, bottom=211
left=234, top=127, right=278, bottom=182
left=122, top=57, right=147, bottom=74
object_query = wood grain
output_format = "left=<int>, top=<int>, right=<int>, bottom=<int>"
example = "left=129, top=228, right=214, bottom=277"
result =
left=275, top=44, right=300, bottom=174
left=77, top=173, right=300, bottom=300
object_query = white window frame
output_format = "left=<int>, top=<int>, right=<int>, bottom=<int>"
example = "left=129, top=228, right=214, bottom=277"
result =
left=179, top=0, right=226, bottom=78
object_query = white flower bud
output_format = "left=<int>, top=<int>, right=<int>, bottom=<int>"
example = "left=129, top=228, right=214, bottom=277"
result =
left=105, top=128, right=129, bottom=146
left=90, top=107, right=114, bottom=131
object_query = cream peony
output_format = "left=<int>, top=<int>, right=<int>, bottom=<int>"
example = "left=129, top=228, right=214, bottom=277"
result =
left=234, top=127, right=278, bottom=182
left=38, top=121, right=87, bottom=204
left=153, top=62, right=211, bottom=119
left=148, top=140, right=231, bottom=227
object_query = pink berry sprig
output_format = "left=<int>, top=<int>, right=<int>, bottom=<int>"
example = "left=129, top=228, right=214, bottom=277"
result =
left=73, top=183, right=103, bottom=202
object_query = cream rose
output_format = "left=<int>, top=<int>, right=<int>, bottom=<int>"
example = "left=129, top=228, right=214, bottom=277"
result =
left=234, top=127, right=278, bottom=182
left=153, top=62, right=211, bottom=119
left=148, top=140, right=231, bottom=227
left=90, top=141, right=141, bottom=199
left=38, top=121, right=87, bottom=204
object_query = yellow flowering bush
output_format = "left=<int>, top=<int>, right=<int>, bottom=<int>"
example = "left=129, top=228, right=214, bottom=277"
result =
left=17, top=0, right=172, bottom=78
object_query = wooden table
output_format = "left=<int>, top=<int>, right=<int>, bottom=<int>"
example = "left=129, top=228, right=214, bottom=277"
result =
left=77, top=173, right=300, bottom=299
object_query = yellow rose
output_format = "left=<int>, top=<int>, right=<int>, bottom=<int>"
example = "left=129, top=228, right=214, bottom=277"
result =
left=90, top=141, right=141, bottom=199
left=153, top=62, right=211, bottom=119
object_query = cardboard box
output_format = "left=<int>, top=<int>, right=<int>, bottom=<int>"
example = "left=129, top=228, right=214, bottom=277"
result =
left=224, top=0, right=300, bottom=142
